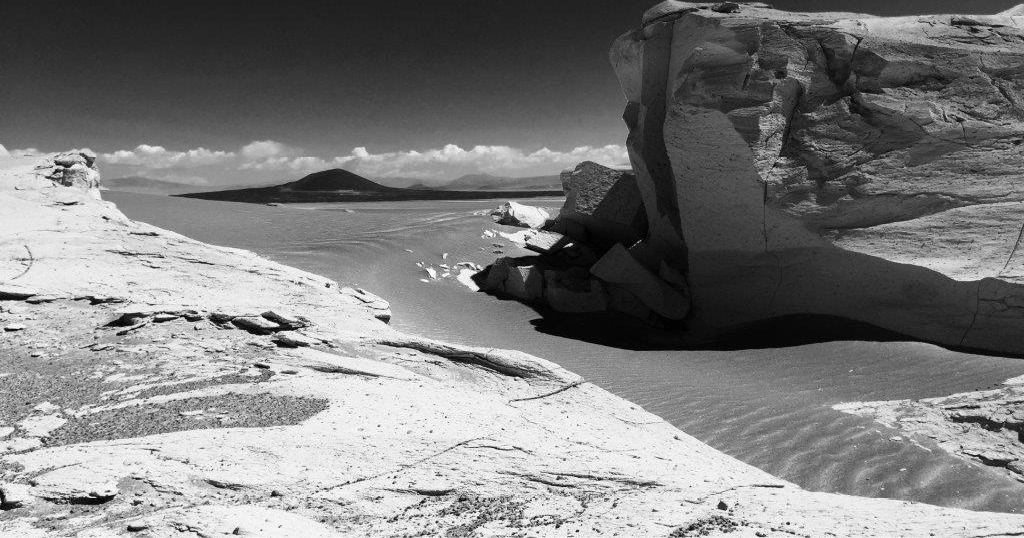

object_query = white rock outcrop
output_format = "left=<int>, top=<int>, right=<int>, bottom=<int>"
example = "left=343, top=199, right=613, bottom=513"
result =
left=608, top=1, right=1024, bottom=353
left=490, top=200, right=551, bottom=228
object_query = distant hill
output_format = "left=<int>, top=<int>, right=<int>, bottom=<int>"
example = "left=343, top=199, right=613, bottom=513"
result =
left=372, top=173, right=563, bottom=191
left=443, top=173, right=562, bottom=191
left=288, top=169, right=398, bottom=192
left=102, top=176, right=213, bottom=195
left=177, top=168, right=564, bottom=204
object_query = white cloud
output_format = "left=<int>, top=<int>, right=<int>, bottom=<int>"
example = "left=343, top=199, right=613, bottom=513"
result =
left=240, top=140, right=294, bottom=160
left=10, top=148, right=40, bottom=157
left=100, top=144, right=235, bottom=169
left=334, top=143, right=629, bottom=179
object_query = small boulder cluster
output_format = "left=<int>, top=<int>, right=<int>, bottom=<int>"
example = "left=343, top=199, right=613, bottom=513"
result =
left=479, top=161, right=690, bottom=326
left=45, top=150, right=100, bottom=189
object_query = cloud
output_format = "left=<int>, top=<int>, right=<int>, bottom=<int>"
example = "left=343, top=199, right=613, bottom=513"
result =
left=334, top=143, right=629, bottom=179
left=0, top=144, right=8, bottom=157
left=100, top=144, right=235, bottom=168
left=240, top=140, right=294, bottom=160
left=9, top=148, right=40, bottom=157
left=95, top=140, right=628, bottom=185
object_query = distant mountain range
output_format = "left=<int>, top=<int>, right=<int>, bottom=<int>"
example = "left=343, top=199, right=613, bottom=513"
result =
left=383, top=173, right=562, bottom=191
left=176, top=168, right=565, bottom=204
left=102, top=176, right=215, bottom=195
left=103, top=176, right=281, bottom=195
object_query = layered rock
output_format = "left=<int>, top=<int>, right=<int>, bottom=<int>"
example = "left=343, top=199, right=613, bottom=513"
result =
left=48, top=150, right=100, bottom=190
left=479, top=168, right=686, bottom=324
left=603, top=1, right=1024, bottom=353
left=836, top=375, right=1024, bottom=483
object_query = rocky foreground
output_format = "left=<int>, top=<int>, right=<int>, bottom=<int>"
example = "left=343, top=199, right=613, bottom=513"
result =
left=4, top=153, right=1024, bottom=536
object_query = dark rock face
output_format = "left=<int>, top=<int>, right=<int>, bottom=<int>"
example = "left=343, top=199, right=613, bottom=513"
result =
left=603, top=1, right=1024, bottom=353
left=557, top=161, right=647, bottom=247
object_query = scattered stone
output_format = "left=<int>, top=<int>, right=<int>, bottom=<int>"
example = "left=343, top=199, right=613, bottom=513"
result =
left=712, top=2, right=740, bottom=13
left=231, top=316, right=281, bottom=334
left=3, top=324, right=26, bottom=332
left=33, top=402, right=59, bottom=414
left=261, top=310, right=309, bottom=329
left=524, top=230, right=569, bottom=255
left=0, top=483, right=34, bottom=509
left=273, top=332, right=320, bottom=348
left=491, top=201, right=550, bottom=229
left=153, top=313, right=179, bottom=322
left=210, top=311, right=241, bottom=323
left=127, top=523, right=150, bottom=532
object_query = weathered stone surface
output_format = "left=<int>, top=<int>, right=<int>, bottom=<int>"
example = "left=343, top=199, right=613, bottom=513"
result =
left=523, top=229, right=568, bottom=254
left=272, top=331, right=320, bottom=348
left=50, top=151, right=100, bottom=189
left=0, top=483, right=34, bottom=509
left=261, top=309, right=309, bottom=329
left=491, top=201, right=550, bottom=228
left=339, top=286, right=392, bottom=323
left=836, top=376, right=1024, bottom=483
left=483, top=257, right=545, bottom=302
left=558, top=161, right=647, bottom=245
left=231, top=315, right=281, bottom=334
left=544, top=269, right=608, bottom=313
left=0, top=284, right=39, bottom=300
left=590, top=243, right=690, bottom=320
left=610, top=1, right=1024, bottom=353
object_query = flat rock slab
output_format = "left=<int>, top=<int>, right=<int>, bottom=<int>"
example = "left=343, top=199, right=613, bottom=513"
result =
left=524, top=230, right=568, bottom=254
left=281, top=347, right=418, bottom=379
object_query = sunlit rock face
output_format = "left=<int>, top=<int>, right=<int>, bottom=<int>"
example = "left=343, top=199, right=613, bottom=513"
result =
left=611, top=2, right=1024, bottom=353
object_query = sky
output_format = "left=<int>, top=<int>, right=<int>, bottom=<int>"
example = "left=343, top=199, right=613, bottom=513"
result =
left=2, top=0, right=1019, bottom=186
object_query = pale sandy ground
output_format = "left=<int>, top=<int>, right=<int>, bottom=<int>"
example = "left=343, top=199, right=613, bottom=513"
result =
left=2, top=153, right=1024, bottom=537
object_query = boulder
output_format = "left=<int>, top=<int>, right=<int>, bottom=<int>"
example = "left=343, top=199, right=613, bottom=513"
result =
left=231, top=316, right=281, bottom=334
left=491, top=201, right=550, bottom=229
left=0, top=483, right=33, bottom=509
left=544, top=269, right=608, bottom=313
left=590, top=244, right=690, bottom=320
left=524, top=230, right=569, bottom=255
left=482, top=258, right=544, bottom=302
left=609, top=2, right=1024, bottom=353
left=558, top=161, right=646, bottom=245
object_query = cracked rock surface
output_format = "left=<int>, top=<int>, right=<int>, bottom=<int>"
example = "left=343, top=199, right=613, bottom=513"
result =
left=4, top=152, right=1024, bottom=536
left=608, top=2, right=1024, bottom=353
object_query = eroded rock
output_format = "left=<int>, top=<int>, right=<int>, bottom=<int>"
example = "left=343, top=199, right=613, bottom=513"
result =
left=491, top=201, right=551, bottom=229
left=604, top=1, right=1024, bottom=353
left=558, top=161, right=647, bottom=246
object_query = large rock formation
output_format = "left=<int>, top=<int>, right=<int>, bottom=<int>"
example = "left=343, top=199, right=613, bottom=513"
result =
left=603, top=2, right=1024, bottom=353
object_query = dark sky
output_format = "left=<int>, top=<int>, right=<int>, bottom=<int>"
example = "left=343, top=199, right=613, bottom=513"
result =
left=2, top=1, right=1019, bottom=178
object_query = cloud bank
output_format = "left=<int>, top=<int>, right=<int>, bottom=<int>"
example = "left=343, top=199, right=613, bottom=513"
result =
left=88, top=140, right=628, bottom=187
